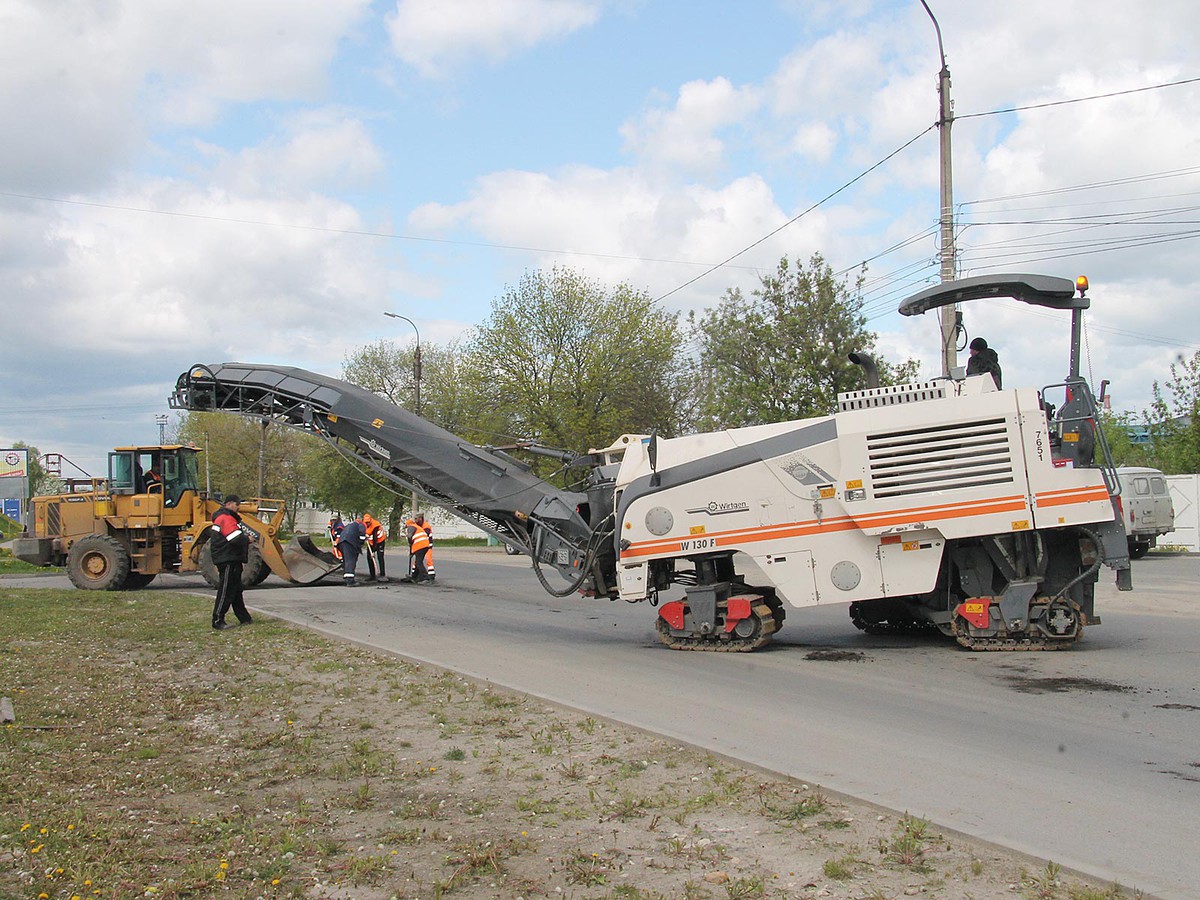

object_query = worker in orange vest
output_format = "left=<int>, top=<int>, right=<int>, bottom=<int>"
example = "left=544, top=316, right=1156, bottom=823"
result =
left=327, top=515, right=344, bottom=560
left=402, top=512, right=434, bottom=583
left=362, top=513, right=388, bottom=582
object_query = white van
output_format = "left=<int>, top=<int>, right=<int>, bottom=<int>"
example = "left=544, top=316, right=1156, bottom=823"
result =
left=1116, top=467, right=1175, bottom=558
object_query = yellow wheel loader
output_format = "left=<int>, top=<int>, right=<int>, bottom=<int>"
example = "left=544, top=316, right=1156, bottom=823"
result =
left=12, top=445, right=340, bottom=590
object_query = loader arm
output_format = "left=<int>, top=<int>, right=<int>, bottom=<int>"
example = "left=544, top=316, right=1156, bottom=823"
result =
left=170, top=363, right=608, bottom=592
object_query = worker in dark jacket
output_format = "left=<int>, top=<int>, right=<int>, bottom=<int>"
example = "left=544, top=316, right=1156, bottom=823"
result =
left=210, top=494, right=253, bottom=630
left=966, top=337, right=1002, bottom=388
left=336, top=516, right=368, bottom=587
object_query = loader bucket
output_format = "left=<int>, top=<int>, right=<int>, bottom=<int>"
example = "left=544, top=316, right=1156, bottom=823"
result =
left=280, top=534, right=343, bottom=585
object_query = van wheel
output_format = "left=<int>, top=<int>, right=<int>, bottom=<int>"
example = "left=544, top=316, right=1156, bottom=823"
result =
left=67, top=535, right=132, bottom=591
left=1128, top=541, right=1150, bottom=560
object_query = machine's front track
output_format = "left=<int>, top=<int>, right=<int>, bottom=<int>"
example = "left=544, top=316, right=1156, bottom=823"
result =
left=655, top=590, right=785, bottom=652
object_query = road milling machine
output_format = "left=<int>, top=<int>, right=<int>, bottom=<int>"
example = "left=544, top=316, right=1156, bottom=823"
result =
left=12, top=444, right=342, bottom=590
left=169, top=273, right=1131, bottom=651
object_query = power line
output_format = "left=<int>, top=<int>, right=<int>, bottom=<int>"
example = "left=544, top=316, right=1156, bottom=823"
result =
left=956, top=76, right=1200, bottom=121
left=959, top=167, right=1200, bottom=210
left=652, top=124, right=938, bottom=303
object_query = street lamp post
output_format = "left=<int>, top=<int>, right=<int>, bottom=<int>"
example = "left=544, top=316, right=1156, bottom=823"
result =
left=383, top=312, right=422, bottom=416
left=920, top=0, right=958, bottom=377
left=384, top=311, right=422, bottom=520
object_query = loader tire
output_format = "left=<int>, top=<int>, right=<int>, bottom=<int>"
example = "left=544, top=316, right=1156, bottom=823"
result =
left=198, top=543, right=268, bottom=589
left=247, top=551, right=271, bottom=585
left=67, top=535, right=132, bottom=591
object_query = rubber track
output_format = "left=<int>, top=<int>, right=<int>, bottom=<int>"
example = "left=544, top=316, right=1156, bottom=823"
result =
left=852, top=602, right=1085, bottom=651
left=849, top=604, right=941, bottom=637
left=656, top=602, right=780, bottom=652
left=950, top=612, right=1085, bottom=652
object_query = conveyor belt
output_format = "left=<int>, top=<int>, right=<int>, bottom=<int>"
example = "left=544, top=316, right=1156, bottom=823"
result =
left=170, top=363, right=594, bottom=571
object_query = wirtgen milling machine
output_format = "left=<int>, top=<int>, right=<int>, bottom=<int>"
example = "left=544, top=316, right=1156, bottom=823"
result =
left=169, top=273, right=1131, bottom=651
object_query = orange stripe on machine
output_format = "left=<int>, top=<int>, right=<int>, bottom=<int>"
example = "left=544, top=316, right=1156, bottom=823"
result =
left=621, top=494, right=1029, bottom=559
left=1034, top=485, right=1111, bottom=508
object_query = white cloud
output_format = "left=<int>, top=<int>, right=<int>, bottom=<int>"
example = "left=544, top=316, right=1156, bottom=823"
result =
left=409, top=164, right=832, bottom=310
left=205, top=110, right=386, bottom=194
left=790, top=122, right=838, bottom=163
left=619, top=77, right=761, bottom=174
left=385, top=0, right=601, bottom=78
left=0, top=0, right=372, bottom=191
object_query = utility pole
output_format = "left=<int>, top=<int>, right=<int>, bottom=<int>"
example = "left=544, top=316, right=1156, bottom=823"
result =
left=155, top=413, right=168, bottom=444
left=384, top=311, right=422, bottom=516
left=257, top=418, right=269, bottom=497
left=921, top=0, right=958, bottom=377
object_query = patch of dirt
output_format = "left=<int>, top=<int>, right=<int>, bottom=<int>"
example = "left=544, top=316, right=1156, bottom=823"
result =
left=1003, top=674, right=1134, bottom=694
left=804, top=649, right=867, bottom=662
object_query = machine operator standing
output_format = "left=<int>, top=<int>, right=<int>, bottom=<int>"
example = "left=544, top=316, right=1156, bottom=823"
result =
left=210, top=495, right=254, bottom=630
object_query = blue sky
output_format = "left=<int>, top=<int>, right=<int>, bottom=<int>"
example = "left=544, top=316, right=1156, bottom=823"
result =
left=2, top=0, right=1199, bottom=477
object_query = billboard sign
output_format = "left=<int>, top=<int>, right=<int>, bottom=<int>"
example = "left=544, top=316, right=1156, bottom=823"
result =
left=1, top=449, right=29, bottom=479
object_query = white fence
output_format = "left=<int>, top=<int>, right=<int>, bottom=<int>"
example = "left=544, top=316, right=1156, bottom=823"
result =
left=1162, top=474, right=1200, bottom=552
left=291, top=501, right=488, bottom=540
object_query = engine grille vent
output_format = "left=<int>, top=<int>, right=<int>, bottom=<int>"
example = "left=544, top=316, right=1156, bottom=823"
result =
left=838, top=381, right=945, bottom=412
left=867, top=417, right=1014, bottom=498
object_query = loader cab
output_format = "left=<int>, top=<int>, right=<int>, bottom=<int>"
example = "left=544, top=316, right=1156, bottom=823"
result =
left=109, top=445, right=201, bottom=508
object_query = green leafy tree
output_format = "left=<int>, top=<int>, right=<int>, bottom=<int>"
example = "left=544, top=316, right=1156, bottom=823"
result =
left=295, top=441, right=387, bottom=518
left=459, top=267, right=689, bottom=470
left=12, top=441, right=61, bottom=497
left=175, top=412, right=314, bottom=528
left=298, top=339, right=477, bottom=533
left=1098, top=410, right=1153, bottom=468
left=689, top=254, right=918, bottom=429
left=1141, top=350, right=1200, bottom=474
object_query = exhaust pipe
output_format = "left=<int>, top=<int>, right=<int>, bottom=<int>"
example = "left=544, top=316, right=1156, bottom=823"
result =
left=848, top=351, right=879, bottom=389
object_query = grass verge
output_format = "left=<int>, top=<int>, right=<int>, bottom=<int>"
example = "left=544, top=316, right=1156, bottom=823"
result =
left=0, top=586, right=1143, bottom=899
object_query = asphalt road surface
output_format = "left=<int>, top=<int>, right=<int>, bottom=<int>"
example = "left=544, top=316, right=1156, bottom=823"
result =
left=7, top=549, right=1198, bottom=897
